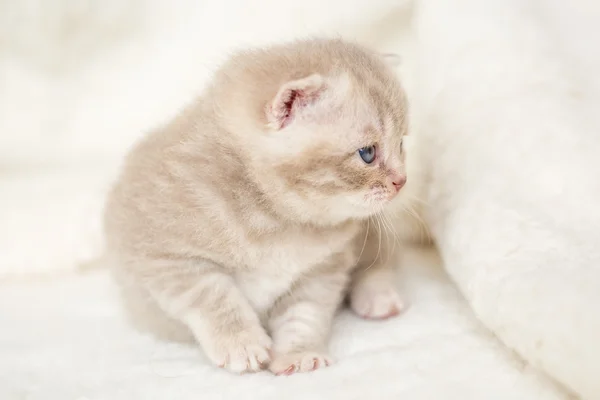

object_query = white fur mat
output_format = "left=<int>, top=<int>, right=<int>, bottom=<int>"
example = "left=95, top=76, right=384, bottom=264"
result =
left=0, top=248, right=563, bottom=400
left=1, top=0, right=598, bottom=398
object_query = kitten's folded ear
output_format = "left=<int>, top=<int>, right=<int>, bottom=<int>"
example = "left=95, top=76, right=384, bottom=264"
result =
left=266, top=74, right=324, bottom=130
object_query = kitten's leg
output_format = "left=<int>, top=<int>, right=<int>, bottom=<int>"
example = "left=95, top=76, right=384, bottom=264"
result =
left=134, top=259, right=271, bottom=373
left=349, top=223, right=405, bottom=320
left=267, top=263, right=349, bottom=375
left=350, top=263, right=404, bottom=319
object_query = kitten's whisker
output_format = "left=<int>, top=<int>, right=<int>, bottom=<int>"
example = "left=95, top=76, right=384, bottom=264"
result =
left=365, top=215, right=382, bottom=271
left=377, top=212, right=391, bottom=265
left=376, top=210, right=392, bottom=265
left=398, top=203, right=421, bottom=242
left=400, top=203, right=432, bottom=244
left=381, top=209, right=401, bottom=260
left=354, top=218, right=370, bottom=268
left=375, top=206, right=399, bottom=247
left=410, top=205, right=431, bottom=243
left=382, top=209, right=402, bottom=245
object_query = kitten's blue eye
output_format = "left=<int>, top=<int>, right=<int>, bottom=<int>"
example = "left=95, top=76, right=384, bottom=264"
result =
left=358, top=145, right=376, bottom=164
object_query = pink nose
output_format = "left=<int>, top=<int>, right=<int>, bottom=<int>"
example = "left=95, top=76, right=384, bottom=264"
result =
left=392, top=175, right=406, bottom=191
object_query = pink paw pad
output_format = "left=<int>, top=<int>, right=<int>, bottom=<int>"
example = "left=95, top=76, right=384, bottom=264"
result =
left=270, top=352, right=333, bottom=376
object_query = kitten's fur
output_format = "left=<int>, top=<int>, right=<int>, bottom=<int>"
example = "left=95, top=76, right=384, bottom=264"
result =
left=103, top=38, right=409, bottom=375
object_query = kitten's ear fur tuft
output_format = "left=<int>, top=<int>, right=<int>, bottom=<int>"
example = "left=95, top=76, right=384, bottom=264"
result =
left=266, top=74, right=324, bottom=130
left=380, top=53, right=401, bottom=67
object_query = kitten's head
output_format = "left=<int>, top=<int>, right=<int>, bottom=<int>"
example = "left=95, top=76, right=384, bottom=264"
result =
left=220, top=40, right=408, bottom=225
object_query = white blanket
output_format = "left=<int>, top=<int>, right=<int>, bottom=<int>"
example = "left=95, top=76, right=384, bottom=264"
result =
left=0, top=248, right=564, bottom=400
left=414, top=1, right=600, bottom=397
left=1, top=0, right=597, bottom=398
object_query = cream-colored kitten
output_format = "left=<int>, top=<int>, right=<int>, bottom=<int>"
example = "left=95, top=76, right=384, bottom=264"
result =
left=103, top=38, right=409, bottom=375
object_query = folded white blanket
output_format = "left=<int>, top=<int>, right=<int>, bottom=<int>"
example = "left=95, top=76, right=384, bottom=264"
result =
left=414, top=0, right=600, bottom=397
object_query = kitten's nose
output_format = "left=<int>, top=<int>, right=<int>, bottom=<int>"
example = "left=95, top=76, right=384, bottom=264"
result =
left=392, top=175, right=406, bottom=191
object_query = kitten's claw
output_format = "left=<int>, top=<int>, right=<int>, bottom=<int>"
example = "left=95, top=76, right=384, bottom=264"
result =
left=209, top=330, right=272, bottom=373
left=270, top=352, right=333, bottom=375
left=350, top=286, right=405, bottom=320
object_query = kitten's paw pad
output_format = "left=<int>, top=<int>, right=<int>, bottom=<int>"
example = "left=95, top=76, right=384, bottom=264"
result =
left=211, top=332, right=272, bottom=373
left=270, top=352, right=333, bottom=375
left=351, top=287, right=404, bottom=320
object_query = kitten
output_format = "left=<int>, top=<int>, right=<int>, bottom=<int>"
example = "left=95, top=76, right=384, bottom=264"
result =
left=103, top=38, right=409, bottom=375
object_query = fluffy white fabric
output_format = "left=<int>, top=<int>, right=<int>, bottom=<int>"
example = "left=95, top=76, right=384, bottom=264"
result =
left=413, top=1, right=600, bottom=398
left=0, top=0, right=597, bottom=398
left=0, top=248, right=564, bottom=400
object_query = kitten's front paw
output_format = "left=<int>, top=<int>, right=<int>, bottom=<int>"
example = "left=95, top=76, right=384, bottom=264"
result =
left=206, top=330, right=272, bottom=374
left=270, top=351, right=333, bottom=375
left=350, top=285, right=404, bottom=320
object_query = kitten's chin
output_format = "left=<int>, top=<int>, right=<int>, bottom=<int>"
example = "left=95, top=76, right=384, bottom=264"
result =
left=357, top=193, right=399, bottom=215
left=282, top=192, right=398, bottom=226
left=337, top=200, right=391, bottom=221
left=298, top=202, right=374, bottom=226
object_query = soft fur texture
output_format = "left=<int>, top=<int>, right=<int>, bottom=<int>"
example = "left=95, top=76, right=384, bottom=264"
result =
left=414, top=0, right=600, bottom=397
left=104, top=39, right=409, bottom=375
left=1, top=0, right=599, bottom=398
